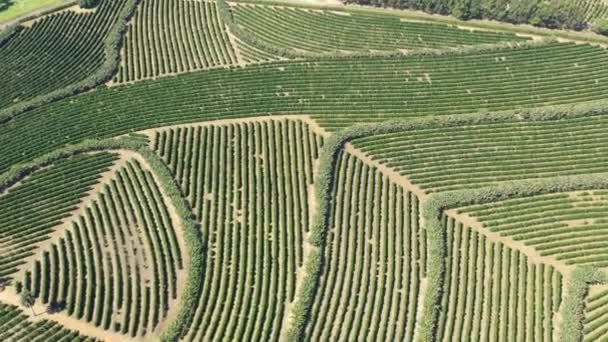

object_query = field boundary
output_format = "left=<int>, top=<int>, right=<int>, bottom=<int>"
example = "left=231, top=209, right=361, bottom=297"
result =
left=222, top=0, right=551, bottom=59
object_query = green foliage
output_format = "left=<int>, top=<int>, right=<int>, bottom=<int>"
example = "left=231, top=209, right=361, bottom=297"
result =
left=79, top=0, right=99, bottom=9
left=231, top=3, right=525, bottom=57
left=530, top=0, right=586, bottom=29
left=115, top=0, right=237, bottom=83
left=561, top=267, right=608, bottom=341
left=5, top=40, right=608, bottom=176
left=0, top=0, right=139, bottom=121
left=592, top=18, right=608, bottom=35
left=20, top=289, right=34, bottom=307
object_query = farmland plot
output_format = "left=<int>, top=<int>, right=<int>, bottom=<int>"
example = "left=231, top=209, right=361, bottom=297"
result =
left=0, top=303, right=96, bottom=341
left=3, top=42, right=608, bottom=174
left=305, top=150, right=427, bottom=341
left=19, top=155, right=186, bottom=337
left=232, top=3, right=528, bottom=54
left=147, top=118, right=323, bottom=340
left=115, top=0, right=238, bottom=83
left=0, top=153, right=118, bottom=281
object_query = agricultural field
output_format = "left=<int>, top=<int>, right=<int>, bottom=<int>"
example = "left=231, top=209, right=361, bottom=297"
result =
left=2, top=0, right=608, bottom=341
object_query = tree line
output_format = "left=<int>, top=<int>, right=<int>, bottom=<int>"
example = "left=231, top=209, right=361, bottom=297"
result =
left=344, top=0, right=588, bottom=31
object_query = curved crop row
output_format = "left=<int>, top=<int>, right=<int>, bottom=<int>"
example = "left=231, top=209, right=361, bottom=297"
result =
left=20, top=158, right=184, bottom=337
left=0, top=0, right=128, bottom=110
left=2, top=42, right=608, bottom=174
left=583, top=285, right=608, bottom=341
left=304, top=150, right=426, bottom=341
left=232, top=3, right=528, bottom=55
left=150, top=118, right=322, bottom=340
left=457, top=190, right=608, bottom=267
left=0, top=303, right=96, bottom=341
left=0, top=152, right=117, bottom=281
left=352, top=114, right=608, bottom=193
left=437, top=214, right=562, bottom=341
left=115, top=0, right=237, bottom=83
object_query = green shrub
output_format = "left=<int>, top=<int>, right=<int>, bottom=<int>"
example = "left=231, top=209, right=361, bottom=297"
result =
left=79, top=0, right=100, bottom=9
left=592, top=18, right=608, bottom=35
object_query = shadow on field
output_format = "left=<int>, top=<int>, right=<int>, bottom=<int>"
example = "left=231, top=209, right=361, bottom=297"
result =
left=0, top=0, right=14, bottom=12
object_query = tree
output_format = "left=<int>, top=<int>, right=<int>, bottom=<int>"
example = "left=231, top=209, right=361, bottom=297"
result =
left=20, top=289, right=35, bottom=315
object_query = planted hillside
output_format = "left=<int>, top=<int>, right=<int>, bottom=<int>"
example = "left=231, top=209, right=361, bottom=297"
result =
left=2, top=42, right=608, bottom=174
left=352, top=115, right=608, bottom=193
left=305, top=151, right=426, bottom=341
left=0, top=0, right=130, bottom=111
left=437, top=214, right=562, bottom=341
left=0, top=303, right=96, bottom=341
left=584, top=286, right=608, bottom=341
left=0, top=152, right=117, bottom=281
left=456, top=191, right=608, bottom=267
left=149, top=119, right=322, bottom=340
left=20, top=158, right=185, bottom=337
left=232, top=4, right=528, bottom=55
left=115, top=0, right=237, bottom=83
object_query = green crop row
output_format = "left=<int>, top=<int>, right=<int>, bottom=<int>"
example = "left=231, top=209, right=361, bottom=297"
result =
left=3, top=41, right=608, bottom=175
left=0, top=0, right=139, bottom=121
left=152, top=119, right=321, bottom=340
left=115, top=0, right=237, bottom=83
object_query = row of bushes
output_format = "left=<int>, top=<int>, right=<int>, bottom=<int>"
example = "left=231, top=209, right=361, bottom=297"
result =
left=285, top=101, right=608, bottom=340
left=0, top=0, right=139, bottom=123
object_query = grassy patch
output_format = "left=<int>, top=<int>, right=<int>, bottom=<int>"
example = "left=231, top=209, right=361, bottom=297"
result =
left=0, top=0, right=73, bottom=25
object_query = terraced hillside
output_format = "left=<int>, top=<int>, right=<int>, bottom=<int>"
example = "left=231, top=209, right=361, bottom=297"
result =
left=3, top=0, right=608, bottom=340
left=351, top=114, right=608, bottom=192
left=20, top=156, right=185, bottom=337
left=0, top=153, right=118, bottom=281
left=438, top=215, right=562, bottom=341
